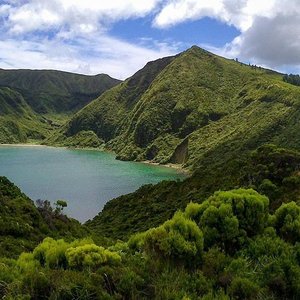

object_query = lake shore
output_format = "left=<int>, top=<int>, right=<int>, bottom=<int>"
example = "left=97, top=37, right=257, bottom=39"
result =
left=0, top=143, right=189, bottom=174
left=140, top=160, right=190, bottom=175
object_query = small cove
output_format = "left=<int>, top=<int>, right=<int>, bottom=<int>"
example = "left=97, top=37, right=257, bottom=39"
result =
left=0, top=145, right=185, bottom=222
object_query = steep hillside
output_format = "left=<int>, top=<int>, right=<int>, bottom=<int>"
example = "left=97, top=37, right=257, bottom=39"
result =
left=0, top=87, right=51, bottom=143
left=0, top=69, right=120, bottom=144
left=0, top=69, right=121, bottom=114
left=55, top=46, right=300, bottom=171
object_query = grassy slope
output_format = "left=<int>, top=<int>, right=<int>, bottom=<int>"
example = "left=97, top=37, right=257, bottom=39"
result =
left=0, top=69, right=121, bottom=114
left=0, top=87, right=52, bottom=143
left=59, top=46, right=300, bottom=172
left=0, top=69, right=120, bottom=144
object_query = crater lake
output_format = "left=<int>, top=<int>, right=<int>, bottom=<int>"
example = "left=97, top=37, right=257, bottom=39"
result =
left=0, top=145, right=185, bottom=222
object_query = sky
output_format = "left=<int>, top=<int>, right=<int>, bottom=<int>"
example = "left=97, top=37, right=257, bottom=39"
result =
left=0, top=0, right=299, bottom=80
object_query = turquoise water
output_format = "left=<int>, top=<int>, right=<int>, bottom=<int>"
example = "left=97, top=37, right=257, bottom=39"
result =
left=0, top=146, right=185, bottom=222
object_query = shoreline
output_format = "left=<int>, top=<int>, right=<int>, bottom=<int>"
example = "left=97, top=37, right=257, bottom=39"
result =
left=0, top=143, right=189, bottom=175
left=140, top=160, right=190, bottom=175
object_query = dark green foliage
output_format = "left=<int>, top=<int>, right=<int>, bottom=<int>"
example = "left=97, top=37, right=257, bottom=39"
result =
left=283, top=74, right=300, bottom=86
left=0, top=69, right=121, bottom=114
left=0, top=70, right=120, bottom=144
left=274, top=202, right=300, bottom=244
left=129, top=211, right=203, bottom=267
left=2, top=178, right=300, bottom=299
left=185, top=189, right=269, bottom=252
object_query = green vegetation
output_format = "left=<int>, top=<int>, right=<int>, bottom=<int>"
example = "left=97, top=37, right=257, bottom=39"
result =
left=2, top=186, right=300, bottom=299
left=283, top=74, right=300, bottom=86
left=2, top=47, right=300, bottom=298
left=88, top=144, right=300, bottom=239
left=0, top=177, right=88, bottom=258
left=0, top=69, right=121, bottom=114
left=53, top=46, right=300, bottom=173
left=0, top=69, right=120, bottom=144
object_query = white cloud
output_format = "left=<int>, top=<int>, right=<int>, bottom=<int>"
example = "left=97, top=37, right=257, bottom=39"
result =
left=153, top=0, right=278, bottom=31
left=154, top=0, right=300, bottom=72
left=4, top=0, right=163, bottom=34
left=0, top=0, right=300, bottom=77
left=0, top=35, right=176, bottom=79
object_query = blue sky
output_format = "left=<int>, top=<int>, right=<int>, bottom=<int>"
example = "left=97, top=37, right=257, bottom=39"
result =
left=110, top=17, right=240, bottom=48
left=0, top=0, right=299, bottom=79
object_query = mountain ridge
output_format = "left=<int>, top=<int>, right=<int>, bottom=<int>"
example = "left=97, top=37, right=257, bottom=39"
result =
left=50, top=45, right=299, bottom=171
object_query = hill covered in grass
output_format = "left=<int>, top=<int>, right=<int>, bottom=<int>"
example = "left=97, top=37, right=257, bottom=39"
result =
left=2, top=181, right=300, bottom=299
left=0, top=69, right=121, bottom=114
left=0, top=87, right=52, bottom=143
left=52, top=45, right=300, bottom=171
left=0, top=69, right=120, bottom=144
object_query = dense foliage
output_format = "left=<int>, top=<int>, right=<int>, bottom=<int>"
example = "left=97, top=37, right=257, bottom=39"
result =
left=2, top=188, right=300, bottom=299
left=283, top=74, right=300, bottom=86
left=0, top=177, right=89, bottom=258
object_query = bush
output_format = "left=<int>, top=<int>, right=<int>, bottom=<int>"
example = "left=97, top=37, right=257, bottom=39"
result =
left=228, top=277, right=259, bottom=299
left=274, top=202, right=300, bottom=244
left=130, top=212, right=204, bottom=267
left=66, top=244, right=121, bottom=270
left=185, top=189, right=269, bottom=252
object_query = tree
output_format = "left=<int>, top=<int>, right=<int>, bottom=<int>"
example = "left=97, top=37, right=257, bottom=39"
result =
left=55, top=200, right=67, bottom=214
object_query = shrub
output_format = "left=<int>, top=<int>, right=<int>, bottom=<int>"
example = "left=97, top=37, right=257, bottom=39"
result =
left=142, top=212, right=204, bottom=266
left=185, top=189, right=269, bottom=252
left=274, top=202, right=300, bottom=244
left=66, top=244, right=121, bottom=270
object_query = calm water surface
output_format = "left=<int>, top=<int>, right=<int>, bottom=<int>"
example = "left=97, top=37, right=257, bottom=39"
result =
left=0, top=146, right=185, bottom=222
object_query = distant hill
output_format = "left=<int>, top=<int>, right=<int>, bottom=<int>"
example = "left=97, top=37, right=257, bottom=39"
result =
left=53, top=46, right=300, bottom=171
left=0, top=69, right=120, bottom=143
left=0, top=69, right=121, bottom=114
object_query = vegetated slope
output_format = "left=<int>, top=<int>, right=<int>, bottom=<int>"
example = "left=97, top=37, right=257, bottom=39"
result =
left=0, top=69, right=121, bottom=114
left=0, top=176, right=88, bottom=258
left=2, top=186, right=300, bottom=299
left=87, top=144, right=300, bottom=239
left=57, top=46, right=300, bottom=171
left=0, top=87, right=52, bottom=143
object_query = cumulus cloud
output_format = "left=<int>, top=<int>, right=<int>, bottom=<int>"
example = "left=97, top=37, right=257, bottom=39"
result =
left=0, top=35, right=176, bottom=79
left=0, top=0, right=300, bottom=77
left=154, top=0, right=300, bottom=72
left=4, top=0, right=163, bottom=34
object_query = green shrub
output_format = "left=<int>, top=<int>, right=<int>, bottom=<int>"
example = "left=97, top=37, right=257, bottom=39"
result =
left=66, top=244, right=121, bottom=270
left=142, top=212, right=203, bottom=266
left=185, top=189, right=269, bottom=252
left=274, top=201, right=300, bottom=243
left=228, top=277, right=259, bottom=299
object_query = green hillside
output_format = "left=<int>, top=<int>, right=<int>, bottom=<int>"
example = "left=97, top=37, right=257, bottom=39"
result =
left=0, top=87, right=51, bottom=143
left=53, top=46, right=300, bottom=172
left=0, top=69, right=121, bottom=114
left=0, top=69, right=120, bottom=144
left=2, top=176, right=300, bottom=299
